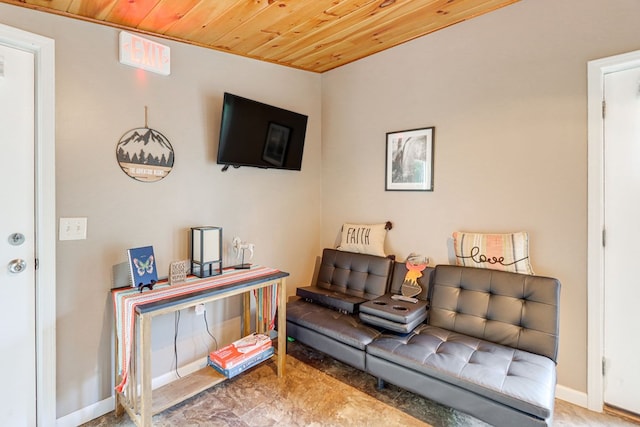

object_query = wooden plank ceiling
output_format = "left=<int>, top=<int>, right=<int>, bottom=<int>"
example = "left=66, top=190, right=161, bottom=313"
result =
left=1, top=0, right=519, bottom=73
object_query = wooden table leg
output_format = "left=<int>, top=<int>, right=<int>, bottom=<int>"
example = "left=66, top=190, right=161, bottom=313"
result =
left=114, top=311, right=124, bottom=417
left=242, top=292, right=251, bottom=336
left=139, top=314, right=152, bottom=427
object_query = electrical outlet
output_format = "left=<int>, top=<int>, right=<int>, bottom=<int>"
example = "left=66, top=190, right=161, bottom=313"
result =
left=194, top=304, right=205, bottom=316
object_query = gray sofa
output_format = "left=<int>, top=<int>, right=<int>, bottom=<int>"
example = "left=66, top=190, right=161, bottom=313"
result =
left=286, top=249, right=561, bottom=427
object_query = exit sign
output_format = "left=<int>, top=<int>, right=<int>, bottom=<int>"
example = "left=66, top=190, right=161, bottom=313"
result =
left=119, top=31, right=170, bottom=76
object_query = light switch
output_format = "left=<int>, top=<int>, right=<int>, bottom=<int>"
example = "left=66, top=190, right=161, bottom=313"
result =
left=59, top=217, right=87, bottom=240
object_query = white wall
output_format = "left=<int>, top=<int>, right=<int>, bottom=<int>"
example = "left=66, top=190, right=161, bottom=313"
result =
left=0, top=4, right=322, bottom=419
left=321, top=0, right=640, bottom=394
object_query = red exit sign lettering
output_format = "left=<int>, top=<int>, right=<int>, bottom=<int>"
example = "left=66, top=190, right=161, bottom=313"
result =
left=119, top=32, right=170, bottom=76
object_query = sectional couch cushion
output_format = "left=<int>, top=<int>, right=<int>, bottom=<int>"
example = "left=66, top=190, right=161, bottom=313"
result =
left=295, top=248, right=393, bottom=313
left=296, top=286, right=366, bottom=314
left=287, top=299, right=382, bottom=350
left=366, top=324, right=557, bottom=420
left=429, top=264, right=560, bottom=361
left=359, top=294, right=428, bottom=333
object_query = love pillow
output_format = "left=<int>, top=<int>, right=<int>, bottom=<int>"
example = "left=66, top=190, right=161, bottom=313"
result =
left=453, top=231, right=534, bottom=275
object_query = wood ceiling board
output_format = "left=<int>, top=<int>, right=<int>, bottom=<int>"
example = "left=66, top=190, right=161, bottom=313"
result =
left=23, top=0, right=73, bottom=10
left=67, top=0, right=118, bottom=21
left=248, top=0, right=383, bottom=63
left=210, top=0, right=333, bottom=53
left=103, top=0, right=162, bottom=28
left=159, top=0, right=240, bottom=40
left=189, top=0, right=275, bottom=46
left=136, top=0, right=203, bottom=34
left=245, top=0, right=383, bottom=59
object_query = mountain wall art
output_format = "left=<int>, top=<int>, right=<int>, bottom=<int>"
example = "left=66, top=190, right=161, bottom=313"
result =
left=116, top=127, right=174, bottom=182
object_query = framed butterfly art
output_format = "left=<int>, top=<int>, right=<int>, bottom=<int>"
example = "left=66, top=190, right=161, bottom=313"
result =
left=127, top=246, right=158, bottom=291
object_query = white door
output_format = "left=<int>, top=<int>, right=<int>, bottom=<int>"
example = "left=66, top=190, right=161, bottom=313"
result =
left=603, top=65, right=640, bottom=415
left=0, top=43, right=37, bottom=426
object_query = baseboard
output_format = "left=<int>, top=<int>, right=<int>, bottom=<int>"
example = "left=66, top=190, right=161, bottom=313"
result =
left=555, top=384, right=589, bottom=408
left=56, top=357, right=207, bottom=426
left=56, top=396, right=116, bottom=427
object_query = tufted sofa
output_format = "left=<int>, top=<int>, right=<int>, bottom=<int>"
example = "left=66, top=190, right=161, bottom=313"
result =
left=286, top=249, right=561, bottom=427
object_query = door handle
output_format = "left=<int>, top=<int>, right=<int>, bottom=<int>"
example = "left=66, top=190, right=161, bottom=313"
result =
left=8, top=259, right=27, bottom=274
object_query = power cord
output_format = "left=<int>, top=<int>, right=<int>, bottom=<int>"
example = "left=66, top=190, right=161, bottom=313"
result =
left=173, top=310, right=181, bottom=378
left=203, top=309, right=219, bottom=352
left=173, top=308, right=219, bottom=379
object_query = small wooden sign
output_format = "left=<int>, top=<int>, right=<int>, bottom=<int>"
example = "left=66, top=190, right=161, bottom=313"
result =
left=169, top=260, right=189, bottom=285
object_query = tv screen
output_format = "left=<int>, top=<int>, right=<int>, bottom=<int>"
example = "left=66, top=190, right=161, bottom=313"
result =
left=217, top=93, right=308, bottom=171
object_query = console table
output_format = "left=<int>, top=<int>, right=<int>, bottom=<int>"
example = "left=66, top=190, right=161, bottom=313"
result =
left=111, top=265, right=288, bottom=427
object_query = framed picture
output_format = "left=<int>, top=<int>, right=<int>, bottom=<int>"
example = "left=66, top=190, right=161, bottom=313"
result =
left=385, top=127, right=434, bottom=191
left=263, top=122, right=291, bottom=167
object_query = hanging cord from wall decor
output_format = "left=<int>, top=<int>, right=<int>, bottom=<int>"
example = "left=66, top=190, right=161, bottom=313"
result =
left=173, top=310, right=181, bottom=379
left=202, top=309, right=219, bottom=352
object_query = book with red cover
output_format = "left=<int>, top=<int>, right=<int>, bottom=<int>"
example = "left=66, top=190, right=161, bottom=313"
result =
left=208, top=333, right=272, bottom=369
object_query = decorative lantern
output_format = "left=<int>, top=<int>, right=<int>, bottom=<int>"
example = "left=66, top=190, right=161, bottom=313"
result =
left=190, top=226, right=223, bottom=278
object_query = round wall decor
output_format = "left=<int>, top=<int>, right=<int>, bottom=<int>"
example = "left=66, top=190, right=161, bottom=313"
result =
left=116, top=127, right=174, bottom=182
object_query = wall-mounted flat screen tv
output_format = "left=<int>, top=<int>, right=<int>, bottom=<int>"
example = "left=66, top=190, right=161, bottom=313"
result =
left=217, top=92, right=308, bottom=171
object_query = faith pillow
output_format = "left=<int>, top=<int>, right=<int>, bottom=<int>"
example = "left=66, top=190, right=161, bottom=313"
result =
left=338, top=223, right=387, bottom=257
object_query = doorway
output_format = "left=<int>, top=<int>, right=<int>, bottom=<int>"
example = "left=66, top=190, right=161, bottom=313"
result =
left=588, top=49, right=640, bottom=414
left=0, top=24, right=56, bottom=425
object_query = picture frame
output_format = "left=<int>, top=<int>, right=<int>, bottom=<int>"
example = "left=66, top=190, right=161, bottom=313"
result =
left=385, top=127, right=434, bottom=191
left=262, top=122, right=291, bottom=167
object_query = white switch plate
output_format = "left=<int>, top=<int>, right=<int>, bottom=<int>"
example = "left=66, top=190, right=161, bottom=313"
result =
left=59, top=217, right=87, bottom=240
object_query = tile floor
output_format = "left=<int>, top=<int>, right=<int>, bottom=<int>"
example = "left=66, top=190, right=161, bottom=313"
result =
left=83, top=340, right=639, bottom=426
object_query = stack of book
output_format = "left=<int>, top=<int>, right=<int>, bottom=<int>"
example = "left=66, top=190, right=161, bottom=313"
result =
left=207, top=333, right=273, bottom=378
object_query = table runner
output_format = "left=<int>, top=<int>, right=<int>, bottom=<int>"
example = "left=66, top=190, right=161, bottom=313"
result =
left=112, top=265, right=280, bottom=393
left=253, top=283, right=279, bottom=332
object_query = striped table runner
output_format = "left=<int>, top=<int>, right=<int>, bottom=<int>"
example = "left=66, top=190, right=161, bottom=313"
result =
left=112, top=265, right=280, bottom=393
left=253, top=283, right=279, bottom=333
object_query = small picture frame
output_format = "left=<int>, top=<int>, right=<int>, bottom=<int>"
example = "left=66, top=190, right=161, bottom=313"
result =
left=262, top=122, right=290, bottom=167
left=385, top=127, right=434, bottom=191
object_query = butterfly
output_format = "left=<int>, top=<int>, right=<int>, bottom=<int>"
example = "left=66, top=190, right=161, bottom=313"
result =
left=133, top=256, right=154, bottom=276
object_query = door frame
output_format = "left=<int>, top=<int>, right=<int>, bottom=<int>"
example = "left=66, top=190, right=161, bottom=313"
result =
left=587, top=49, right=640, bottom=412
left=0, top=24, right=56, bottom=425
